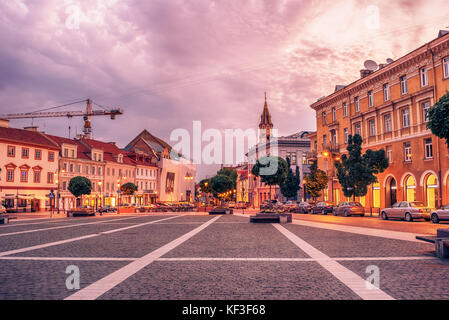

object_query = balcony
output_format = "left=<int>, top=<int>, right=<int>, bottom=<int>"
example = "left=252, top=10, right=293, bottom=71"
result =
left=322, top=142, right=340, bottom=154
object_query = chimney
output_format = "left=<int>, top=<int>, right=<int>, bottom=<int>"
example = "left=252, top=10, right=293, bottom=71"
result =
left=0, top=119, right=9, bottom=128
left=360, top=69, right=373, bottom=78
left=378, top=64, right=386, bottom=69
left=24, top=126, right=39, bottom=132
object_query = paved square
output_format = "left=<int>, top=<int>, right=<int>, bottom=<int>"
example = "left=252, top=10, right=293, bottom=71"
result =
left=0, top=213, right=445, bottom=300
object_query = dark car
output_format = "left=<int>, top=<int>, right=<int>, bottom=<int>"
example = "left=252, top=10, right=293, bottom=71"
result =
left=290, top=202, right=312, bottom=214
left=333, top=202, right=365, bottom=217
left=310, top=202, right=335, bottom=215
left=98, top=205, right=116, bottom=213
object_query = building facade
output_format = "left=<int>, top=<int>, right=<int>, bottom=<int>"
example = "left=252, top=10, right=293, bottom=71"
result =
left=246, top=96, right=311, bottom=208
left=310, top=31, right=449, bottom=212
left=0, top=121, right=59, bottom=212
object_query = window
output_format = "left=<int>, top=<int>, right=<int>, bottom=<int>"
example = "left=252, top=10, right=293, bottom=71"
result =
left=94, top=153, right=97, bottom=161
left=69, top=163, right=73, bottom=172
left=323, top=135, right=327, bottom=145
left=47, top=172, right=54, bottom=184
left=71, top=150, right=75, bottom=158
left=420, top=68, right=428, bottom=87
left=355, top=123, right=361, bottom=136
left=22, top=147, right=29, bottom=159
left=404, top=142, right=412, bottom=162
left=92, top=182, right=96, bottom=192
left=343, top=103, right=347, bottom=117
left=322, top=112, right=327, bottom=125
left=402, top=109, right=410, bottom=128
left=48, top=151, right=55, bottom=161
left=7, top=146, right=15, bottom=157
left=63, top=181, right=67, bottom=190
left=107, top=168, right=110, bottom=176
left=286, top=152, right=297, bottom=165
left=369, top=119, right=375, bottom=136
left=85, top=165, right=89, bottom=174
left=63, top=163, right=67, bottom=171
left=386, top=146, right=393, bottom=163
left=34, top=149, right=41, bottom=160
left=77, top=165, right=81, bottom=173
left=400, top=76, right=408, bottom=94
left=7, top=169, right=14, bottom=182
left=355, top=97, right=360, bottom=112
left=64, top=149, right=68, bottom=157
left=384, top=114, right=392, bottom=132
left=332, top=107, right=336, bottom=122
left=33, top=171, right=40, bottom=183
left=98, top=167, right=102, bottom=175
left=368, top=91, right=374, bottom=107
left=444, top=57, right=449, bottom=78
left=425, top=138, right=433, bottom=159
left=92, top=166, right=96, bottom=175
left=112, top=168, right=115, bottom=176
left=383, top=84, right=390, bottom=101
left=422, top=102, right=430, bottom=123
left=21, top=170, right=28, bottom=182
left=344, top=128, right=349, bottom=144
left=330, top=130, right=337, bottom=145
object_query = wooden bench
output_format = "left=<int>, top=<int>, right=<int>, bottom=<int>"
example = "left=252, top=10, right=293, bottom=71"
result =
left=416, top=229, right=449, bottom=259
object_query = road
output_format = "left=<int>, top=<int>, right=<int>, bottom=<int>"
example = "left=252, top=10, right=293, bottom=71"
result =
left=0, top=212, right=448, bottom=300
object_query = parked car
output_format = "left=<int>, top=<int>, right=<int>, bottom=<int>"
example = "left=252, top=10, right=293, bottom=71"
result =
left=333, top=202, right=365, bottom=217
left=380, top=201, right=431, bottom=222
left=98, top=205, right=116, bottom=213
left=260, top=199, right=277, bottom=210
left=290, top=202, right=312, bottom=214
left=227, top=202, right=236, bottom=208
left=310, top=202, right=335, bottom=215
left=0, top=205, right=6, bottom=214
left=430, top=204, right=449, bottom=224
left=282, top=201, right=297, bottom=211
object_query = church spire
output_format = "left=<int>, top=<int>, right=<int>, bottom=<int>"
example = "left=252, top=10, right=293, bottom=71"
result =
left=259, top=92, right=273, bottom=130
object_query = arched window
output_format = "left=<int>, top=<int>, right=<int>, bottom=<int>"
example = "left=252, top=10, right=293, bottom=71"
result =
left=425, top=174, right=438, bottom=209
left=405, top=175, right=416, bottom=202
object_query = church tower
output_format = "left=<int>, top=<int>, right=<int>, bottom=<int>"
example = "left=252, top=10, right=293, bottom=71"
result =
left=259, top=92, right=273, bottom=144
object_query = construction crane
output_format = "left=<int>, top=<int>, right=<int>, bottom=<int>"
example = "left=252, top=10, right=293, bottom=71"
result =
left=0, top=99, right=123, bottom=139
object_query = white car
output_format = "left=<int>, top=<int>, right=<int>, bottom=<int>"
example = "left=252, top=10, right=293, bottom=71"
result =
left=430, top=204, right=449, bottom=224
left=0, top=205, right=6, bottom=214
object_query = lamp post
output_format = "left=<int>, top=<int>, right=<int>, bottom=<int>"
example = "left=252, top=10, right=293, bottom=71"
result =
left=98, top=181, right=103, bottom=211
left=117, top=181, right=121, bottom=215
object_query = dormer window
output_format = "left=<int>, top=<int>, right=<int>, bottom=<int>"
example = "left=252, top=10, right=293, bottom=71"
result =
left=118, top=154, right=123, bottom=163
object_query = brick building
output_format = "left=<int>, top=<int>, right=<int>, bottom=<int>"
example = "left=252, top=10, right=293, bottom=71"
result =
left=310, top=31, right=449, bottom=212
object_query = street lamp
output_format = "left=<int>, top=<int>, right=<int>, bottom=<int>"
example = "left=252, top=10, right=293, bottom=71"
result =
left=98, top=181, right=103, bottom=211
left=117, top=181, right=121, bottom=214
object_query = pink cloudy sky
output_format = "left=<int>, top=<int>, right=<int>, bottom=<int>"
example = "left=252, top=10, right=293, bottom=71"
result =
left=1, top=0, right=449, bottom=179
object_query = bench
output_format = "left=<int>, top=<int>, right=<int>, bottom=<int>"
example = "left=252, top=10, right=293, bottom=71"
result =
left=250, top=214, right=281, bottom=223
left=209, top=209, right=233, bottom=215
left=0, top=215, right=10, bottom=224
left=416, top=229, right=449, bottom=259
left=67, top=210, right=95, bottom=217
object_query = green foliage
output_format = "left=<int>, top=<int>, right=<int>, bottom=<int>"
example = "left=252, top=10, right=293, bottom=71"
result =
left=199, top=179, right=213, bottom=194
left=427, top=92, right=449, bottom=147
left=334, top=134, right=389, bottom=199
left=210, top=174, right=234, bottom=194
left=217, top=168, right=238, bottom=188
left=120, top=182, right=138, bottom=195
left=280, top=157, right=301, bottom=199
left=68, top=176, right=92, bottom=198
left=303, top=160, right=328, bottom=200
left=251, top=156, right=288, bottom=187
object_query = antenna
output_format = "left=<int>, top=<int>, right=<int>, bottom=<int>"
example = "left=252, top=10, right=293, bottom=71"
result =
left=386, top=58, right=394, bottom=64
left=364, top=60, right=378, bottom=71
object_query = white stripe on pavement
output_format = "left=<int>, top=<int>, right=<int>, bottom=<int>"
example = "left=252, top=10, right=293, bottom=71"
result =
left=65, top=216, right=221, bottom=300
left=156, top=256, right=436, bottom=262
left=274, top=224, right=395, bottom=300
left=0, top=216, right=155, bottom=237
left=0, top=216, right=180, bottom=257
left=291, top=219, right=427, bottom=242
left=0, top=256, right=138, bottom=261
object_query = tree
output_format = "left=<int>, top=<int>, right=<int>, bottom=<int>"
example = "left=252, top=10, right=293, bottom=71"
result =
left=120, top=182, right=138, bottom=195
left=217, top=167, right=238, bottom=189
left=68, top=176, right=92, bottom=207
left=280, top=157, right=301, bottom=200
left=427, top=92, right=449, bottom=147
left=199, top=179, right=213, bottom=194
left=334, top=134, right=389, bottom=200
left=303, top=160, right=328, bottom=201
left=252, top=156, right=288, bottom=200
left=210, top=174, right=234, bottom=204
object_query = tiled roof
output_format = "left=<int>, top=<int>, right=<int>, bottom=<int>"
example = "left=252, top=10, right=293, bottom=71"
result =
left=44, top=134, right=91, bottom=160
left=81, top=138, right=135, bottom=165
left=0, top=127, right=59, bottom=149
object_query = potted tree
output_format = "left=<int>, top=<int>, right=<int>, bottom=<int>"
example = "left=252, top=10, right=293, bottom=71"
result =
left=67, top=176, right=93, bottom=217
left=120, top=182, right=138, bottom=213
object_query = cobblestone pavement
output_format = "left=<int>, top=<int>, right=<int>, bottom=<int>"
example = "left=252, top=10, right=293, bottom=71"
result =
left=0, top=213, right=447, bottom=300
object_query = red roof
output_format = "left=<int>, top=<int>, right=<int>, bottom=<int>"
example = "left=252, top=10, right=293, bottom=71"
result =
left=80, top=138, right=135, bottom=165
left=0, top=127, right=59, bottom=149
left=44, top=134, right=90, bottom=160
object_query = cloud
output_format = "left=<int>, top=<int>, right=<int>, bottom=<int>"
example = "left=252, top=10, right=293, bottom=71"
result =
left=1, top=0, right=449, bottom=179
